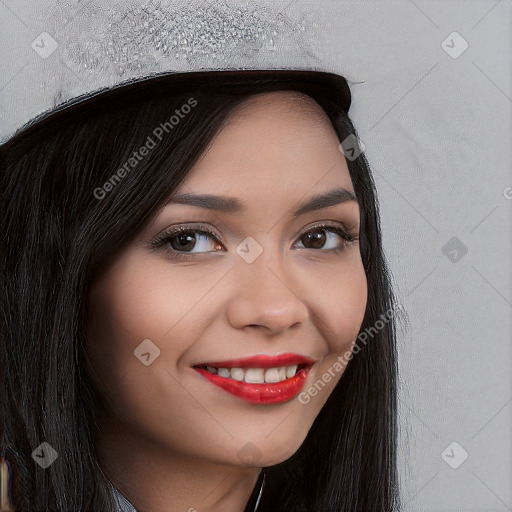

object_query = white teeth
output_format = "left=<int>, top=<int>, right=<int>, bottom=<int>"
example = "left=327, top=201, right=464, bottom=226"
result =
left=205, top=365, right=300, bottom=383
left=217, top=368, right=230, bottom=378
left=286, top=365, right=298, bottom=378
left=230, top=368, right=245, bottom=381
left=245, top=368, right=265, bottom=383
left=264, top=367, right=281, bottom=383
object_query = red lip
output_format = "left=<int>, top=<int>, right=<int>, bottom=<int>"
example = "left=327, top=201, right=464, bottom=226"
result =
left=192, top=353, right=316, bottom=369
left=193, top=366, right=312, bottom=405
left=191, top=353, right=316, bottom=405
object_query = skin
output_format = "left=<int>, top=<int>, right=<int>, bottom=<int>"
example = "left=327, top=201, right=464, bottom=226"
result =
left=86, top=91, right=368, bottom=512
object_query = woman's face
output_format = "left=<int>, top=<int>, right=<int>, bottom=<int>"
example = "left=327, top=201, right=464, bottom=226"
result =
left=87, top=91, right=367, bottom=469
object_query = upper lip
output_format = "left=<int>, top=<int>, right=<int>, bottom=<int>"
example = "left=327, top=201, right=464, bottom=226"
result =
left=192, top=353, right=316, bottom=369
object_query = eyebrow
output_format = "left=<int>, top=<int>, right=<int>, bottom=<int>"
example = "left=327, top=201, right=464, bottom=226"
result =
left=167, top=187, right=358, bottom=217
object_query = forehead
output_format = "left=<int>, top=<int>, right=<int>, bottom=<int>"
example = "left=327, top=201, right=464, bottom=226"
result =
left=179, top=91, right=353, bottom=201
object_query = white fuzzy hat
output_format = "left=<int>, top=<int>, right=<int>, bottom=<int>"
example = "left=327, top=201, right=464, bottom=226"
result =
left=0, top=0, right=353, bottom=144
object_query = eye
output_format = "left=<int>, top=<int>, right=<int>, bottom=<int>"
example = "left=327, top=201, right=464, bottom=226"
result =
left=294, top=223, right=357, bottom=252
left=149, top=222, right=358, bottom=260
left=150, top=224, right=223, bottom=259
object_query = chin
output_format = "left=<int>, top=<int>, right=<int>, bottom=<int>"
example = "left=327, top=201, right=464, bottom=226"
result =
left=248, top=437, right=307, bottom=468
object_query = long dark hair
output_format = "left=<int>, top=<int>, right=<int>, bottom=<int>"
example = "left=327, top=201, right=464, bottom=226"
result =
left=1, top=70, right=401, bottom=511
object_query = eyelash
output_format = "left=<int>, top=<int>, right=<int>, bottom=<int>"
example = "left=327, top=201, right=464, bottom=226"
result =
left=150, top=222, right=358, bottom=261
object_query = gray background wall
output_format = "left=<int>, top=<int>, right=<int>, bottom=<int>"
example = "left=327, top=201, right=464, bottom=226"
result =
left=321, top=1, right=511, bottom=510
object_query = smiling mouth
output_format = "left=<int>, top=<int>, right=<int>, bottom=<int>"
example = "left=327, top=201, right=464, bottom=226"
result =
left=191, top=353, right=315, bottom=404
left=193, top=363, right=308, bottom=384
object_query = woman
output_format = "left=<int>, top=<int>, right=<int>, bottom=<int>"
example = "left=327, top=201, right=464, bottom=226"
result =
left=1, top=70, right=401, bottom=511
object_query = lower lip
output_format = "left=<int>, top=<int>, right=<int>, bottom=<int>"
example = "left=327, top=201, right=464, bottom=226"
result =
left=193, top=366, right=312, bottom=404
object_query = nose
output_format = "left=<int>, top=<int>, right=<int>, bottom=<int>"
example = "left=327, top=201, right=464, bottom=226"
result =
left=225, top=249, right=309, bottom=335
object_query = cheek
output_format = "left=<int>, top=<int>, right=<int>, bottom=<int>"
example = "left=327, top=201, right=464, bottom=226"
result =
left=87, top=250, right=208, bottom=359
left=86, top=253, right=184, bottom=398
left=85, top=255, right=206, bottom=438
left=86, top=249, right=229, bottom=400
left=296, top=256, right=367, bottom=408
left=304, top=254, right=368, bottom=352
